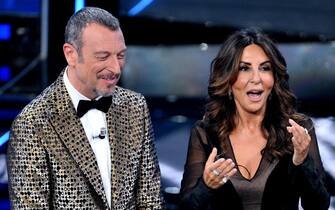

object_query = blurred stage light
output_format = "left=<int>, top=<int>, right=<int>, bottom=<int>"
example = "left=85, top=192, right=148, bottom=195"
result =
left=0, top=131, right=9, bottom=147
left=0, top=65, right=11, bottom=82
left=128, top=0, right=154, bottom=16
left=0, top=24, right=11, bottom=41
left=75, top=0, right=85, bottom=13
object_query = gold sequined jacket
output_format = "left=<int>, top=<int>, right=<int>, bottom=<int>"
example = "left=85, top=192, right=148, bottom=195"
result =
left=7, top=71, right=164, bottom=209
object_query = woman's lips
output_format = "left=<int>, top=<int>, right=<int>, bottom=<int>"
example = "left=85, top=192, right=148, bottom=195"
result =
left=247, top=90, right=263, bottom=102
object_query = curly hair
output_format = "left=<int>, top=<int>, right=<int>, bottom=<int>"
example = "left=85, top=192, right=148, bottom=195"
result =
left=204, top=28, right=304, bottom=158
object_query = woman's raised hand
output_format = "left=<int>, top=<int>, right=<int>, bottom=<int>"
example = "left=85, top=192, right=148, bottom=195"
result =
left=287, top=119, right=311, bottom=165
left=203, top=148, right=237, bottom=189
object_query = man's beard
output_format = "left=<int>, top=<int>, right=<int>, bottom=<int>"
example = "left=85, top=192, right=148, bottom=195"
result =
left=94, top=85, right=115, bottom=97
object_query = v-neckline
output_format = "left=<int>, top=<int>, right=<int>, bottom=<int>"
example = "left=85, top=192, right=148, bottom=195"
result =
left=228, top=137, right=265, bottom=182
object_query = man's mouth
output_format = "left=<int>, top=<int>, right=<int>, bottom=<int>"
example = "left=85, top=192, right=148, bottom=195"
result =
left=99, top=74, right=120, bottom=85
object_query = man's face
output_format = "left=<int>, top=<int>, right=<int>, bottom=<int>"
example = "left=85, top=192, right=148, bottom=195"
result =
left=64, top=23, right=126, bottom=99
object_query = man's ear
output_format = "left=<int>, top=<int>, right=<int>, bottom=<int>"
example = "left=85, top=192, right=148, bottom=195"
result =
left=63, top=43, right=78, bottom=66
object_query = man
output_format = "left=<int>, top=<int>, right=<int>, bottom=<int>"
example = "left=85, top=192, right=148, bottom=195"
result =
left=7, top=7, right=163, bottom=209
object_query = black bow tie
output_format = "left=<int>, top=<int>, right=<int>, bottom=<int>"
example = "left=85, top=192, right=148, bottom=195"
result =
left=77, top=96, right=113, bottom=118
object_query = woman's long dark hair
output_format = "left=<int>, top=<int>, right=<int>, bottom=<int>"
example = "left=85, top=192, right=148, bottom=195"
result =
left=204, top=28, right=304, bottom=158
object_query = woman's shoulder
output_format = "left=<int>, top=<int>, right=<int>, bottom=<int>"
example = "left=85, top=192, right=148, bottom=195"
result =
left=191, top=119, right=219, bottom=147
left=192, top=119, right=215, bottom=136
left=190, top=120, right=207, bottom=139
left=193, top=119, right=206, bottom=129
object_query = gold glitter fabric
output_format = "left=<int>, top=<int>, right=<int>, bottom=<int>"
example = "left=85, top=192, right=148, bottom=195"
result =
left=7, top=70, right=164, bottom=209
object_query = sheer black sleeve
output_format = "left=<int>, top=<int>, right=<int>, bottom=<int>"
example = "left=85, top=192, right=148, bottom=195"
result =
left=289, top=117, right=330, bottom=210
left=179, top=121, right=215, bottom=210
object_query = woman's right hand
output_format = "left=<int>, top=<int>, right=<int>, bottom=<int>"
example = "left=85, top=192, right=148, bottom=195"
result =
left=203, top=148, right=237, bottom=189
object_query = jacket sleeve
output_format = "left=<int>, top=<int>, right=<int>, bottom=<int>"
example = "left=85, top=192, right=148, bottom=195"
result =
left=7, top=116, right=50, bottom=209
left=136, top=96, right=164, bottom=210
left=289, top=118, right=330, bottom=210
left=179, top=122, right=215, bottom=210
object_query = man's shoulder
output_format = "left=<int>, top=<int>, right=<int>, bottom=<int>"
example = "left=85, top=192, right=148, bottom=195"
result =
left=14, top=83, right=58, bottom=123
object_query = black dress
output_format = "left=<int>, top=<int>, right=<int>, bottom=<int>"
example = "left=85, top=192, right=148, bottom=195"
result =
left=225, top=137, right=279, bottom=210
left=179, top=119, right=330, bottom=210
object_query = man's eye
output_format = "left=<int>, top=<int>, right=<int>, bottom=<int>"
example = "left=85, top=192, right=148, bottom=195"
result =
left=97, top=56, right=108, bottom=61
left=117, top=54, right=125, bottom=60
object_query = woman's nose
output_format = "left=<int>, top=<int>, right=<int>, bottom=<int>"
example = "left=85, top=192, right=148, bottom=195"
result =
left=250, top=69, right=261, bottom=83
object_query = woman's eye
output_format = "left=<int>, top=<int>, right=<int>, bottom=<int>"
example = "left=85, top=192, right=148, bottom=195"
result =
left=261, top=65, right=272, bottom=71
left=239, top=66, right=249, bottom=71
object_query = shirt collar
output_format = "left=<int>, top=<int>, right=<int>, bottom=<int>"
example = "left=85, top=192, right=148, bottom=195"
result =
left=63, top=67, right=91, bottom=112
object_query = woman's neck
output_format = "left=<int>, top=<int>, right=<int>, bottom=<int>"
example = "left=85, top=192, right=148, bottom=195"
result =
left=234, top=110, right=265, bottom=134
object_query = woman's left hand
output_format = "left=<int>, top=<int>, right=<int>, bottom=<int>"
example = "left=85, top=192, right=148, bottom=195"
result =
left=287, top=119, right=311, bottom=165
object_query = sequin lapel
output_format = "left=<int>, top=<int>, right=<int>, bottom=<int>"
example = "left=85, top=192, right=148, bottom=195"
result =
left=106, top=88, right=128, bottom=207
left=46, top=73, right=109, bottom=208
left=106, top=87, right=143, bottom=208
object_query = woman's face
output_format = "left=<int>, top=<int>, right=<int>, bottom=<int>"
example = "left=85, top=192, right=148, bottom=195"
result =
left=231, top=44, right=274, bottom=115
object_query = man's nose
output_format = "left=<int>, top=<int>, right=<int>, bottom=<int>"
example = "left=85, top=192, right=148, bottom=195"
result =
left=108, top=56, right=121, bottom=74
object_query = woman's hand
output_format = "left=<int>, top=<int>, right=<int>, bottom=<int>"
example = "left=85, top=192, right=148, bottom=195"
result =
left=203, top=148, right=237, bottom=189
left=287, top=119, right=311, bottom=165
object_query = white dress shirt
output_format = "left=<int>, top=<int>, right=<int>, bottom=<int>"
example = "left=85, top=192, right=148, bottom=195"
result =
left=63, top=69, right=111, bottom=207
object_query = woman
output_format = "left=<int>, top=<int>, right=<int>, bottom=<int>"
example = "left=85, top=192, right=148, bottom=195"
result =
left=179, top=28, right=330, bottom=210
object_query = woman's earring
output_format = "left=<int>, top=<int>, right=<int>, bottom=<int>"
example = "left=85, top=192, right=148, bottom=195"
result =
left=228, top=89, right=233, bottom=100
